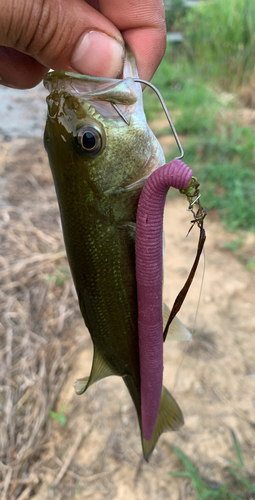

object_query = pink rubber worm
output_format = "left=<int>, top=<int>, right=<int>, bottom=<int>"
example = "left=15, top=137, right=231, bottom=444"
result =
left=135, top=158, right=193, bottom=440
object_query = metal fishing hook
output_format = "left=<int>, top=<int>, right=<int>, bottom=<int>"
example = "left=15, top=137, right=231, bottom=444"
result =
left=188, top=194, right=201, bottom=208
left=187, top=194, right=201, bottom=219
left=134, top=78, right=184, bottom=160
left=110, top=102, right=130, bottom=125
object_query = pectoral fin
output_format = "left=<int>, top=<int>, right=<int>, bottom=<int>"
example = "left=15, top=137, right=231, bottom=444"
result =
left=75, top=346, right=117, bottom=395
left=163, top=303, right=192, bottom=341
left=142, top=385, right=184, bottom=461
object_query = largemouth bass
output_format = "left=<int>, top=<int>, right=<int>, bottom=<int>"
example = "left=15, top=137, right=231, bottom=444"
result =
left=44, top=54, right=190, bottom=460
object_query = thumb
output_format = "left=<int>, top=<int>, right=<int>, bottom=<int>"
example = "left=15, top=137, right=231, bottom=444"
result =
left=0, top=0, right=124, bottom=89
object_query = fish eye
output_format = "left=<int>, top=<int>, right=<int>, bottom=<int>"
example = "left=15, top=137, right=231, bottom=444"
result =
left=77, top=125, right=103, bottom=154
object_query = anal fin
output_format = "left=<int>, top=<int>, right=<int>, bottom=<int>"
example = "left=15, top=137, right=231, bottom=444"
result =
left=163, top=303, right=192, bottom=341
left=75, top=346, right=117, bottom=395
left=142, top=385, right=184, bottom=461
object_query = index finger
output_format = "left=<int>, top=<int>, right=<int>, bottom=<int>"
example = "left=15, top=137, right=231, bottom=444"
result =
left=99, top=0, right=166, bottom=81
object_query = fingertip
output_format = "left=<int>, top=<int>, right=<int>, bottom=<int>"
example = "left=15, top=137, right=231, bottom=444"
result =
left=124, top=28, right=166, bottom=81
left=71, top=30, right=125, bottom=78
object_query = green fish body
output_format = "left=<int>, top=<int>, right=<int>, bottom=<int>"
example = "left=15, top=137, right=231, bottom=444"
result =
left=44, top=58, right=184, bottom=460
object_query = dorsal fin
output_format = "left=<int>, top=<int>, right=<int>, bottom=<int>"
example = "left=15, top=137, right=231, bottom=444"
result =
left=75, top=346, right=117, bottom=395
left=163, top=303, right=192, bottom=341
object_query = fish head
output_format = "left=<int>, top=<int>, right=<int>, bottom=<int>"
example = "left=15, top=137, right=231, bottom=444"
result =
left=44, top=53, right=165, bottom=197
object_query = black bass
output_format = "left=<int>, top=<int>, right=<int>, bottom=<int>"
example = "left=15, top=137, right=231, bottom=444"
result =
left=43, top=55, right=190, bottom=460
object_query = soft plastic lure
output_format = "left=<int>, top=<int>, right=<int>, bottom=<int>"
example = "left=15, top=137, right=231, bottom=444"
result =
left=132, top=77, right=207, bottom=441
left=135, top=158, right=193, bottom=440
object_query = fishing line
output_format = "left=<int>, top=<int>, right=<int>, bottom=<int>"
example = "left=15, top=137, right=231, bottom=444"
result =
left=191, top=246, right=206, bottom=335
left=172, top=245, right=206, bottom=395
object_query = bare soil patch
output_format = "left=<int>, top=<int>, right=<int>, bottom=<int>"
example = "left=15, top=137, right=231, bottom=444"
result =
left=0, top=137, right=254, bottom=499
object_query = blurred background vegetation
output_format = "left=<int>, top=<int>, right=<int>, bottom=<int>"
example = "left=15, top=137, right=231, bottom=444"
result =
left=144, top=3, right=255, bottom=497
left=144, top=0, right=255, bottom=231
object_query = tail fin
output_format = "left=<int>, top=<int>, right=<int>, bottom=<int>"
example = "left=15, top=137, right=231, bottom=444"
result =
left=75, top=349, right=183, bottom=462
left=142, top=385, right=184, bottom=461
left=123, top=376, right=183, bottom=461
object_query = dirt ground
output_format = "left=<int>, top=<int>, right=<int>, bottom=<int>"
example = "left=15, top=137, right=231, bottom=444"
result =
left=0, top=131, right=255, bottom=499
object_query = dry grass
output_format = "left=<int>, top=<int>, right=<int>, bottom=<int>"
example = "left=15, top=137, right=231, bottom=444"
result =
left=0, top=138, right=83, bottom=499
left=1, top=135, right=254, bottom=500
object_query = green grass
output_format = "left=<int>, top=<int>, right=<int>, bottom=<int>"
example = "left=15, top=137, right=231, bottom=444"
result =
left=184, top=0, right=255, bottom=89
left=222, top=238, right=244, bottom=252
left=143, top=50, right=221, bottom=135
left=143, top=48, right=255, bottom=232
left=49, top=404, right=72, bottom=426
left=46, top=265, right=70, bottom=286
left=164, top=0, right=186, bottom=32
left=168, top=430, right=255, bottom=499
left=184, top=125, right=255, bottom=231
left=195, top=160, right=255, bottom=231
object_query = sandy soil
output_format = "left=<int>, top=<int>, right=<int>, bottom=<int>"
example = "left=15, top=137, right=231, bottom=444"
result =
left=1, top=134, right=255, bottom=499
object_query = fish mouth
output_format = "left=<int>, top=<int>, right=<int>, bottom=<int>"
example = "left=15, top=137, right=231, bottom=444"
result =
left=44, top=71, right=138, bottom=106
left=43, top=46, right=138, bottom=105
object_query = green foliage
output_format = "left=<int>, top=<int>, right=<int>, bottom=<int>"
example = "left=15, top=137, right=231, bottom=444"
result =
left=223, top=239, right=244, bottom=252
left=184, top=0, right=255, bottom=88
left=143, top=48, right=255, bottom=231
left=193, top=160, right=255, bottom=231
left=245, top=258, right=255, bottom=271
left=222, top=239, right=255, bottom=271
left=191, top=124, right=255, bottom=165
left=49, top=410, right=67, bottom=426
left=49, top=404, right=71, bottom=426
left=164, top=0, right=187, bottom=31
left=185, top=121, right=255, bottom=229
left=182, top=123, right=255, bottom=231
left=46, top=265, right=70, bottom=286
left=168, top=430, right=255, bottom=499
left=143, top=49, right=221, bottom=135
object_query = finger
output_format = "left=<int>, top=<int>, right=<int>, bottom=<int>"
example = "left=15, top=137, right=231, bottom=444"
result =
left=99, top=0, right=166, bottom=80
left=0, top=47, right=48, bottom=89
left=0, top=0, right=125, bottom=88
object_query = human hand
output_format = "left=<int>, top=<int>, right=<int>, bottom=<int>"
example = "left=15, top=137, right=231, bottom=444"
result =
left=0, top=0, right=166, bottom=89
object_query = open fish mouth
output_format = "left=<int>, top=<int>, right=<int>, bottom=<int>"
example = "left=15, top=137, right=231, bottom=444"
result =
left=44, top=45, right=138, bottom=99
left=43, top=58, right=142, bottom=137
left=44, top=70, right=138, bottom=105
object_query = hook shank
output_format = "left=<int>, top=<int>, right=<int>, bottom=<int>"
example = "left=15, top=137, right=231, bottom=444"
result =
left=134, top=78, right=184, bottom=160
